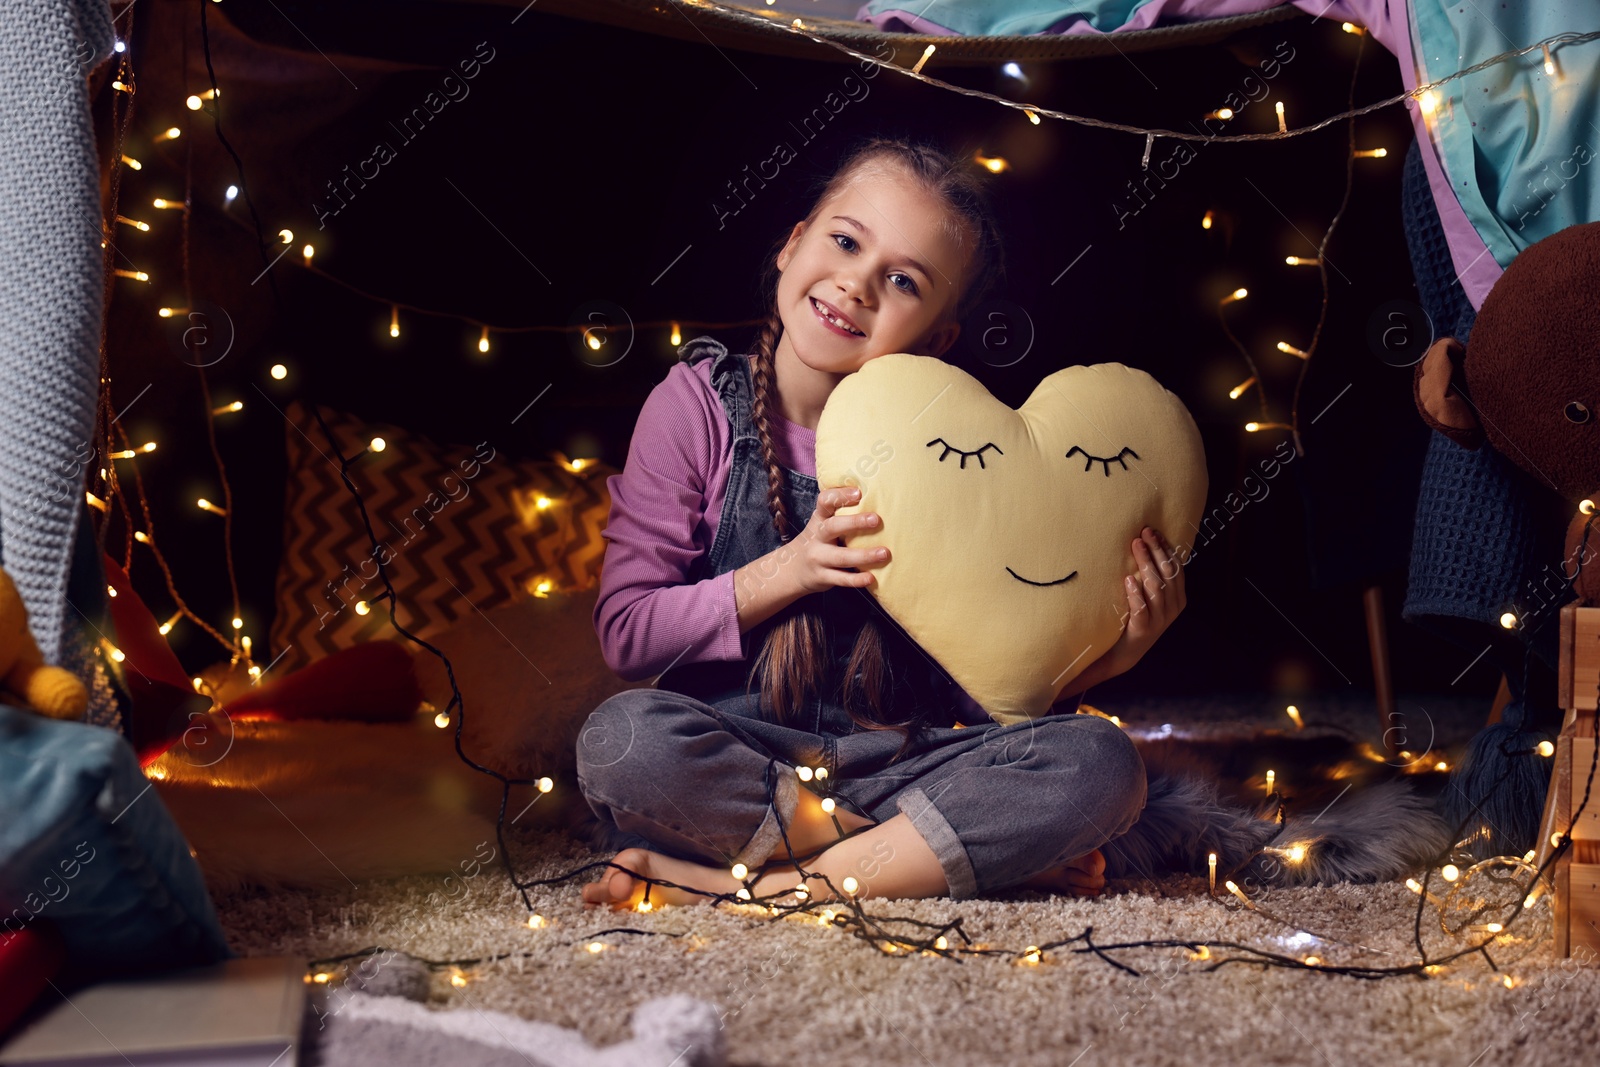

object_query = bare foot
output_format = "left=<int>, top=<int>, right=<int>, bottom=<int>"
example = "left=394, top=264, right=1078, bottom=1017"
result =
left=1018, top=849, right=1107, bottom=898
left=581, top=848, right=744, bottom=911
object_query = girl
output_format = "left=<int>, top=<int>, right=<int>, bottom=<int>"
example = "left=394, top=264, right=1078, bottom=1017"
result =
left=579, top=137, right=1185, bottom=911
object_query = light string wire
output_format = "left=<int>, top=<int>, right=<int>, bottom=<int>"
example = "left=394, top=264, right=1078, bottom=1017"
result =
left=684, top=0, right=1599, bottom=145
left=161, top=0, right=1599, bottom=980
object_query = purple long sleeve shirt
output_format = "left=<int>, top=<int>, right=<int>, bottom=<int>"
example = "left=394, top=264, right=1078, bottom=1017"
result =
left=592, top=352, right=1048, bottom=725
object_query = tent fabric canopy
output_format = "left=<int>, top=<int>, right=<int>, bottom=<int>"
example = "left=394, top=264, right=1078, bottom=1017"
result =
left=530, top=0, right=1303, bottom=64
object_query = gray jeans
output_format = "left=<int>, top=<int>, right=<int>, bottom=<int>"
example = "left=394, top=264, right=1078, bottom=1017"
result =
left=575, top=686, right=1147, bottom=900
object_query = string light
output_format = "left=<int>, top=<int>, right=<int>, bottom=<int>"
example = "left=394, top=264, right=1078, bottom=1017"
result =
left=86, top=491, right=108, bottom=512
left=1284, top=256, right=1321, bottom=266
left=231, top=617, right=243, bottom=630
left=1580, top=499, right=1595, bottom=516
left=1244, top=422, right=1294, bottom=432
left=113, top=269, right=150, bottom=282
left=109, top=442, right=157, bottom=458
left=115, top=215, right=151, bottom=231
left=277, top=228, right=293, bottom=245
left=1441, top=864, right=1460, bottom=882
left=355, top=601, right=371, bottom=616
left=527, top=915, right=546, bottom=929
left=212, top=400, right=243, bottom=415
left=389, top=306, right=400, bottom=338
left=196, top=497, right=228, bottom=516
left=1275, top=101, right=1287, bottom=133
left=106, top=586, right=118, bottom=599
left=154, top=127, right=181, bottom=142
left=185, top=87, right=220, bottom=110
left=910, top=44, right=935, bottom=75
left=1353, top=148, right=1388, bottom=158
left=1499, top=611, right=1519, bottom=629
left=435, top=712, right=451, bottom=728
left=1286, top=705, right=1304, bottom=728
left=302, top=244, right=315, bottom=267
left=133, top=531, right=151, bottom=545
left=270, top=363, right=288, bottom=380
left=1543, top=44, right=1556, bottom=76
left=159, top=611, right=181, bottom=636
left=111, top=79, right=132, bottom=93
left=367, top=436, right=386, bottom=453
left=1418, top=89, right=1440, bottom=116
left=1224, top=880, right=1255, bottom=909
left=1024, top=109, right=1040, bottom=125
left=121, top=155, right=143, bottom=171
left=1219, top=287, right=1248, bottom=305
left=152, top=198, right=184, bottom=210
left=1342, top=22, right=1365, bottom=34
left=1538, top=741, right=1556, bottom=757
left=224, top=184, right=238, bottom=203
left=1208, top=852, right=1217, bottom=893
left=1265, top=769, right=1276, bottom=793
left=478, top=326, right=491, bottom=354
left=1205, top=108, right=1234, bottom=121
left=974, top=152, right=1010, bottom=174
left=669, top=321, right=681, bottom=346
left=1276, top=341, right=1310, bottom=359
left=1201, top=209, right=1214, bottom=229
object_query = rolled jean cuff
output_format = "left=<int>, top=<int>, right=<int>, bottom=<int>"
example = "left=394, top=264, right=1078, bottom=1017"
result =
left=732, top=762, right=799, bottom=869
left=897, top=785, right=978, bottom=900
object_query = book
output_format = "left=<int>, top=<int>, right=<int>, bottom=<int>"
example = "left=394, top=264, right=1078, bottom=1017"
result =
left=0, top=956, right=304, bottom=1066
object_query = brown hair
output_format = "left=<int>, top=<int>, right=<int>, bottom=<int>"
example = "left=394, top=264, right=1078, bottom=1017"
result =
left=740, top=136, right=1006, bottom=763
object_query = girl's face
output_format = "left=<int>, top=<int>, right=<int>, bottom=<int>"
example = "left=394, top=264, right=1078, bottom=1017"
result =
left=774, top=168, right=968, bottom=374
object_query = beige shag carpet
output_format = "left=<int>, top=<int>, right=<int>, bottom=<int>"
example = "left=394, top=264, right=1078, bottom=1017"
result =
left=201, top=693, right=1600, bottom=1067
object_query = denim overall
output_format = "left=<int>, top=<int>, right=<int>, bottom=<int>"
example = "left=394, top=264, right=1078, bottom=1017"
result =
left=576, top=337, right=1147, bottom=899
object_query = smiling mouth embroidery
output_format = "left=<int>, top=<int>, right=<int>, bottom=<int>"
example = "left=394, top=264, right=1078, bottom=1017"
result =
left=1005, top=567, right=1079, bottom=587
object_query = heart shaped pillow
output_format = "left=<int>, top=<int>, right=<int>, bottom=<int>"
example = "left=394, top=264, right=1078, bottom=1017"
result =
left=815, top=355, right=1207, bottom=726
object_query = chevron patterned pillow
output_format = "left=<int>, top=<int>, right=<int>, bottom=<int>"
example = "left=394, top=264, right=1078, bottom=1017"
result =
left=269, top=401, right=615, bottom=674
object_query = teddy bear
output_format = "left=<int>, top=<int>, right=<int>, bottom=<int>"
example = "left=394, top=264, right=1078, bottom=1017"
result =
left=1410, top=219, right=1599, bottom=857
left=0, top=565, right=88, bottom=719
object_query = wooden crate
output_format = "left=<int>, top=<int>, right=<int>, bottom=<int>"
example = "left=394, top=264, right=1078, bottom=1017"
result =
left=1538, top=604, right=1600, bottom=958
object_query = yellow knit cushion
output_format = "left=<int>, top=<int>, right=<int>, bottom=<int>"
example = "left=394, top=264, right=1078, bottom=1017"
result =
left=815, top=356, right=1207, bottom=725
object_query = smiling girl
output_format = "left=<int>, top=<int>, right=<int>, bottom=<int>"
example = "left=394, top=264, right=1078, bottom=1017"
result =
left=579, top=137, right=1185, bottom=911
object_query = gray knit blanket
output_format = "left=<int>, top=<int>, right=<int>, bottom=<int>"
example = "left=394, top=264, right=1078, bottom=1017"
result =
left=0, top=0, right=114, bottom=663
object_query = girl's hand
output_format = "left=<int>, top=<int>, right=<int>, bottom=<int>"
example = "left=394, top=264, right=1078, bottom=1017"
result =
left=1099, top=526, right=1186, bottom=677
left=786, top=485, right=890, bottom=596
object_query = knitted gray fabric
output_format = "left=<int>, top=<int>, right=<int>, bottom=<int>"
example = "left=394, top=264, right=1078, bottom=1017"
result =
left=0, top=1, right=114, bottom=663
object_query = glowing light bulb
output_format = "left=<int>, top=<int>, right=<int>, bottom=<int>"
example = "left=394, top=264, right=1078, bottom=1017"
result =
left=302, top=244, right=314, bottom=266
left=1418, top=90, right=1439, bottom=115
left=115, top=215, right=150, bottom=231
left=1441, top=864, right=1460, bottom=882
left=1543, top=45, right=1556, bottom=77
left=1206, top=108, right=1233, bottom=121
left=842, top=876, right=859, bottom=895
left=355, top=601, right=370, bottom=616
left=196, top=498, right=227, bottom=516
left=1274, top=100, right=1286, bottom=133
left=368, top=437, right=386, bottom=453
left=278, top=229, right=293, bottom=245
left=796, top=765, right=813, bottom=781
left=1265, top=769, right=1275, bottom=792
left=225, top=185, right=239, bottom=202
left=1220, top=288, right=1248, bottom=305
left=231, top=617, right=243, bottom=630
left=1285, top=256, right=1321, bottom=266
left=528, top=914, right=547, bottom=928
left=731, top=863, right=748, bottom=880
left=1201, top=209, right=1215, bottom=230
left=974, top=153, right=1009, bottom=174
left=449, top=973, right=467, bottom=988
left=479, top=327, right=491, bottom=354
left=1277, top=341, right=1310, bottom=359
left=1020, top=946, right=1042, bottom=965
left=121, top=155, right=142, bottom=170
left=390, top=306, right=400, bottom=338
left=159, top=611, right=181, bottom=635
left=586, top=941, right=604, bottom=954
left=820, top=797, right=835, bottom=813
left=434, top=712, right=450, bottom=728
left=1341, top=22, right=1364, bottom=34
left=1354, top=148, right=1388, bottom=158
left=1580, top=499, right=1595, bottom=516
left=537, top=777, right=553, bottom=792
left=1500, top=611, right=1519, bottom=629
left=1538, top=740, right=1555, bottom=757
left=155, top=126, right=181, bottom=142
left=270, top=363, right=287, bottom=380
left=1024, top=109, right=1040, bottom=125
left=1229, top=377, right=1256, bottom=400
left=911, top=43, right=935, bottom=75
left=213, top=400, right=243, bottom=414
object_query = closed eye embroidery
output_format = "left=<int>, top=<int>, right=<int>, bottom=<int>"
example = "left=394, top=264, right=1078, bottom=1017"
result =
left=927, top=438, right=1003, bottom=470
left=1066, top=445, right=1141, bottom=476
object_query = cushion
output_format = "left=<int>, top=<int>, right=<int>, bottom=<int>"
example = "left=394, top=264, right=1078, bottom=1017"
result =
left=0, top=705, right=232, bottom=982
left=815, top=356, right=1207, bottom=726
left=409, top=586, right=649, bottom=783
left=270, top=402, right=617, bottom=673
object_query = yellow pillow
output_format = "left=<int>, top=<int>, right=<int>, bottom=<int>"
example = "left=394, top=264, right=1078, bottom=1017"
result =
left=815, top=356, right=1207, bottom=725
